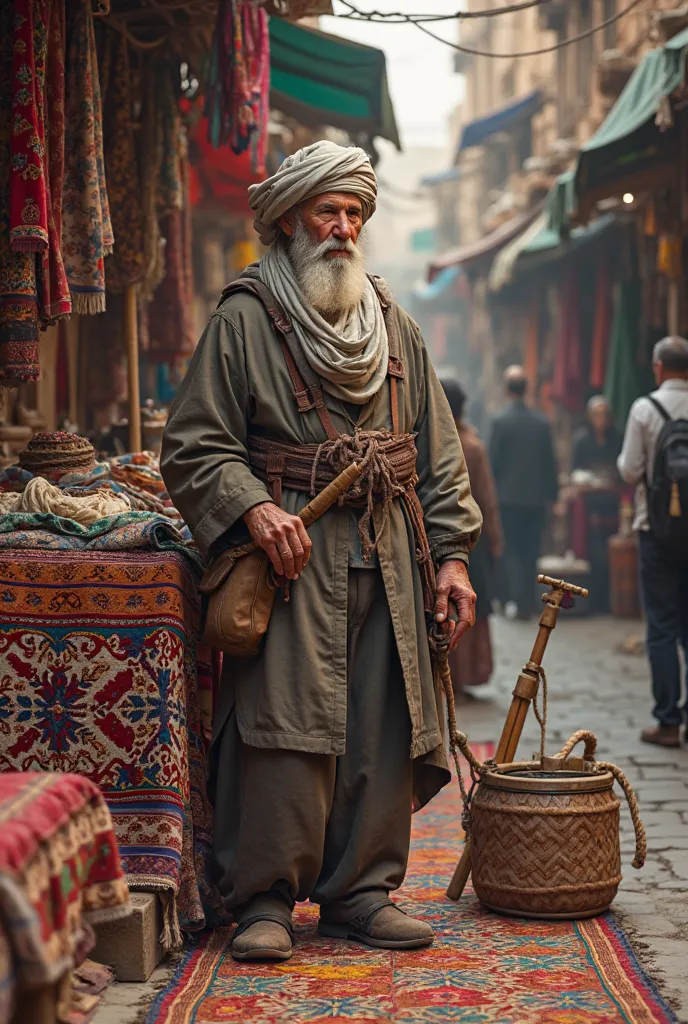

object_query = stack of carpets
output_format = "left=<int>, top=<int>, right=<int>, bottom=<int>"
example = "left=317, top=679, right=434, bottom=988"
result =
left=0, top=772, right=129, bottom=1024
left=0, top=547, right=220, bottom=949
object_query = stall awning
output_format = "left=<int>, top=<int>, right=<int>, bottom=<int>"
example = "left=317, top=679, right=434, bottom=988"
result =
left=428, top=204, right=544, bottom=279
left=457, top=90, right=542, bottom=155
left=413, top=265, right=462, bottom=302
left=489, top=212, right=618, bottom=290
left=572, top=28, right=688, bottom=220
left=269, top=19, right=401, bottom=149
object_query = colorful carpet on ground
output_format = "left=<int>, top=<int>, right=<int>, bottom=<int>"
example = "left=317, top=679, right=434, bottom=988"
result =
left=0, top=549, right=218, bottom=947
left=148, top=742, right=676, bottom=1024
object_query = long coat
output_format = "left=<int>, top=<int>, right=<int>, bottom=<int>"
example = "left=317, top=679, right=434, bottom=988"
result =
left=161, top=286, right=482, bottom=808
left=489, top=399, right=559, bottom=508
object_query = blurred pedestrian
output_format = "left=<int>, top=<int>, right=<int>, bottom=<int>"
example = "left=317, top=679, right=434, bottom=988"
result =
left=489, top=366, right=559, bottom=620
left=440, top=374, right=503, bottom=695
left=617, top=335, right=688, bottom=748
left=570, top=395, right=623, bottom=613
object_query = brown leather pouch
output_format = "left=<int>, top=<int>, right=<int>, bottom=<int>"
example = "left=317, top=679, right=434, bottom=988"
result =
left=200, top=548, right=276, bottom=657
left=198, top=462, right=363, bottom=658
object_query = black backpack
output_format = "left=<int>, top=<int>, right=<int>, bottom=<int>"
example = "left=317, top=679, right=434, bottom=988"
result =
left=646, top=396, right=688, bottom=556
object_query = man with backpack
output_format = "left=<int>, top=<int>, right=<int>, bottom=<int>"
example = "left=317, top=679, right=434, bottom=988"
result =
left=618, top=336, right=688, bottom=748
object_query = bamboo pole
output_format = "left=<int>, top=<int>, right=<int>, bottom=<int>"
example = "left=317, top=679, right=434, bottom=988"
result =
left=446, top=575, right=588, bottom=901
left=124, top=284, right=141, bottom=453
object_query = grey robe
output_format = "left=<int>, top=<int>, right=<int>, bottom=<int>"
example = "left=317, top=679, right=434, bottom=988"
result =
left=161, top=285, right=482, bottom=808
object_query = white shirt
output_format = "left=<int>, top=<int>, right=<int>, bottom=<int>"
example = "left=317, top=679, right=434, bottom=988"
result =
left=617, top=379, right=688, bottom=531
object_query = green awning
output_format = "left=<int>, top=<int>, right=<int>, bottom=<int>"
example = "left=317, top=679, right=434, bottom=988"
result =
left=269, top=19, right=401, bottom=150
left=573, top=30, right=688, bottom=219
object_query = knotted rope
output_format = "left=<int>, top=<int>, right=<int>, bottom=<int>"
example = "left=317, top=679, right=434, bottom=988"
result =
left=249, top=429, right=419, bottom=563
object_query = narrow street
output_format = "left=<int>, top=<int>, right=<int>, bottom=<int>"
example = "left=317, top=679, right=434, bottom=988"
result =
left=95, top=611, right=688, bottom=1024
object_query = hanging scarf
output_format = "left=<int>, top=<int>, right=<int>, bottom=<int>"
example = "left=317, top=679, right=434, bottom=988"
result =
left=9, top=0, right=49, bottom=254
left=0, top=0, right=40, bottom=385
left=39, top=0, right=70, bottom=321
left=102, top=30, right=144, bottom=294
left=205, top=0, right=269, bottom=173
left=258, top=240, right=389, bottom=405
left=62, top=0, right=113, bottom=314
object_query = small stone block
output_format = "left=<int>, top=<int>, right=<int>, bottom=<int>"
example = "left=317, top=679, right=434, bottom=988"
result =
left=91, top=894, right=165, bottom=982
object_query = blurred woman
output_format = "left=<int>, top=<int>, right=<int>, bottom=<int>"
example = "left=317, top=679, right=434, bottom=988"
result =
left=440, top=375, right=503, bottom=696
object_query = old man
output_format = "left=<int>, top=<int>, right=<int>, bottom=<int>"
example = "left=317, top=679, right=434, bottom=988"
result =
left=161, top=141, right=481, bottom=962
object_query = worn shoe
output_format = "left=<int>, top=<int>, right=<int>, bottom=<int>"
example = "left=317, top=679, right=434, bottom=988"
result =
left=640, top=725, right=680, bottom=748
left=231, top=917, right=293, bottom=962
left=318, top=900, right=433, bottom=950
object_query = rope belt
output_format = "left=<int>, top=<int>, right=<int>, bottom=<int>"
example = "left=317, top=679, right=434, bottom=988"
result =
left=248, top=428, right=436, bottom=611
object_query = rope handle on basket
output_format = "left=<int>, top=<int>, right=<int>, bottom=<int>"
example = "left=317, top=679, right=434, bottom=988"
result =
left=555, top=731, right=647, bottom=870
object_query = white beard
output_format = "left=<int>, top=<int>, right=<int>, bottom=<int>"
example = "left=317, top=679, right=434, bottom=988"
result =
left=288, top=218, right=368, bottom=317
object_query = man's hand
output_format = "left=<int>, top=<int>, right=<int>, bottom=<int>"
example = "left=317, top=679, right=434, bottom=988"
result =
left=434, top=559, right=476, bottom=650
left=243, top=503, right=312, bottom=580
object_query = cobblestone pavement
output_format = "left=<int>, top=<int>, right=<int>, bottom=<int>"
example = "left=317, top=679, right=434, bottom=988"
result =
left=460, top=613, right=688, bottom=1022
left=95, top=613, right=688, bottom=1023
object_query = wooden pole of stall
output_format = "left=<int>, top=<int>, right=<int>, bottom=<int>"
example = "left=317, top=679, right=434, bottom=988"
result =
left=124, top=284, right=141, bottom=453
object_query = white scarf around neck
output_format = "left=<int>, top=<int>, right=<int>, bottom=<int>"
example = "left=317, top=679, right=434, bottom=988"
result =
left=258, top=240, right=389, bottom=406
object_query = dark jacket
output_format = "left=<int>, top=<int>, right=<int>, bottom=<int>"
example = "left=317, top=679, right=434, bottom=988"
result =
left=489, top=399, right=559, bottom=507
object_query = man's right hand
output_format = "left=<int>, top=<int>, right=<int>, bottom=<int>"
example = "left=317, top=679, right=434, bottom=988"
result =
left=243, top=502, right=312, bottom=580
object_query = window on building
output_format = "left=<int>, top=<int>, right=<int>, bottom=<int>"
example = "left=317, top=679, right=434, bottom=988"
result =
left=603, top=0, right=617, bottom=50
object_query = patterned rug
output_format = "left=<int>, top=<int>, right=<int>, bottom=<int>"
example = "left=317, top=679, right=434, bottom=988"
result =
left=148, top=742, right=676, bottom=1024
left=0, top=549, right=217, bottom=948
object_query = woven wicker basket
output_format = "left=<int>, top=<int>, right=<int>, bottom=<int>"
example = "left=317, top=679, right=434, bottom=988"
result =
left=471, top=760, right=622, bottom=920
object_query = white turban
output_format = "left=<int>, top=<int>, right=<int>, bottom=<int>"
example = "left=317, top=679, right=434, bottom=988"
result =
left=248, top=140, right=377, bottom=246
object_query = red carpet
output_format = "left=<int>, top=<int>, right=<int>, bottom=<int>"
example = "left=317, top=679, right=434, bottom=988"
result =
left=149, top=742, right=676, bottom=1023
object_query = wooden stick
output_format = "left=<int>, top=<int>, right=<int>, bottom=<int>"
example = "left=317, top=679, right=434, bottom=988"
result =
left=124, top=284, right=141, bottom=453
left=446, top=575, right=588, bottom=901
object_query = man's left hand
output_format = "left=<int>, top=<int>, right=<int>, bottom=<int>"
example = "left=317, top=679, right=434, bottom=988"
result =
left=434, top=560, right=476, bottom=650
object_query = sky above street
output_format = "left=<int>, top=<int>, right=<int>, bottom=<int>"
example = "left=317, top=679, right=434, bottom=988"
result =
left=321, top=1, right=466, bottom=150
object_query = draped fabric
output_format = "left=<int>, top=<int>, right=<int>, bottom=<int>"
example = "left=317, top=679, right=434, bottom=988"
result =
left=102, top=30, right=145, bottom=294
left=590, top=262, right=612, bottom=390
left=40, top=0, right=70, bottom=321
left=62, top=0, right=113, bottom=314
left=0, top=0, right=40, bottom=385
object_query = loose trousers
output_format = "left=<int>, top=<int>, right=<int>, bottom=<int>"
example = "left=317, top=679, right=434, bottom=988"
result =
left=499, top=504, right=546, bottom=618
left=639, top=530, right=688, bottom=727
left=211, top=568, right=414, bottom=925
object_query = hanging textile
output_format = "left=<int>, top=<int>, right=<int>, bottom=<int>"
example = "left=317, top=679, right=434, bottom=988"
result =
left=524, top=294, right=539, bottom=403
left=145, top=147, right=194, bottom=364
left=139, top=62, right=165, bottom=304
left=0, top=0, right=40, bottom=385
left=604, top=280, right=644, bottom=434
left=39, top=0, right=70, bottom=322
left=62, top=0, right=113, bottom=314
left=102, top=30, right=144, bottom=294
left=205, top=0, right=269, bottom=173
left=589, top=261, right=612, bottom=391
left=552, top=270, right=584, bottom=412
left=9, top=0, right=49, bottom=254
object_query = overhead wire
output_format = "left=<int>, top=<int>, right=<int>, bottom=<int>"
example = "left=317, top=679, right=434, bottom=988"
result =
left=335, top=0, right=645, bottom=57
left=336, top=0, right=557, bottom=23
left=411, top=0, right=645, bottom=57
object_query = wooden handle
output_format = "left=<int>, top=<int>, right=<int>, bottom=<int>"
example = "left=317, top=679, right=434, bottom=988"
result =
left=299, top=463, right=362, bottom=528
left=537, top=574, right=589, bottom=598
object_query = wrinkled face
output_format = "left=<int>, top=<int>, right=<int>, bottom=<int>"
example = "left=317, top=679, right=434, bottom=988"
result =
left=279, top=192, right=363, bottom=250
left=588, top=402, right=610, bottom=433
left=279, top=192, right=368, bottom=317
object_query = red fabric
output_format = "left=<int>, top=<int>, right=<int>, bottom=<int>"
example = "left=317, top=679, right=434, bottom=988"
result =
left=187, top=114, right=258, bottom=215
left=569, top=493, right=588, bottom=560
left=552, top=271, right=584, bottom=412
left=589, top=262, right=612, bottom=390
left=10, top=0, right=49, bottom=254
